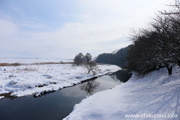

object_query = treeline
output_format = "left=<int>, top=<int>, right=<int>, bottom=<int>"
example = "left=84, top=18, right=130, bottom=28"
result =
left=127, top=1, right=180, bottom=75
left=96, top=45, right=132, bottom=68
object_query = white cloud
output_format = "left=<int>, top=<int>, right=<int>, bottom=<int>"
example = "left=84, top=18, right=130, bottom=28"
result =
left=0, top=18, right=130, bottom=58
left=0, top=19, right=19, bottom=36
left=0, top=0, right=174, bottom=58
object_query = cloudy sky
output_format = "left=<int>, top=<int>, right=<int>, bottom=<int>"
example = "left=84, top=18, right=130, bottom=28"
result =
left=0, top=0, right=173, bottom=59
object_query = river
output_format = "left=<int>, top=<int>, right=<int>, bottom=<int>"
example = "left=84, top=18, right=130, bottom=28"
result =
left=0, top=70, right=131, bottom=120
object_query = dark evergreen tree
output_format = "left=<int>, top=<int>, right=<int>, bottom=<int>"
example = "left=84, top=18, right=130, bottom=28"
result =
left=96, top=45, right=132, bottom=68
left=96, top=53, right=115, bottom=65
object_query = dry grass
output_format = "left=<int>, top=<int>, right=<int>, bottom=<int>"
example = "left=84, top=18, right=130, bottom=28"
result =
left=0, top=61, right=73, bottom=67
left=0, top=63, right=9, bottom=66
left=33, top=62, right=60, bottom=65
left=12, top=67, right=38, bottom=73
left=21, top=67, right=37, bottom=72
left=0, top=63, right=21, bottom=66
left=32, top=61, right=73, bottom=65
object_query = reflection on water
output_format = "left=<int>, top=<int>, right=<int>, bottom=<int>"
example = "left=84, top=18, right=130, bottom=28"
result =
left=61, top=75, right=121, bottom=97
left=0, top=71, right=130, bottom=120
left=80, top=80, right=99, bottom=95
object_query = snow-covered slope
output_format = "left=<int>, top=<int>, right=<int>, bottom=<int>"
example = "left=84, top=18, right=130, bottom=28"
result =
left=0, top=64, right=120, bottom=99
left=64, top=67, right=180, bottom=120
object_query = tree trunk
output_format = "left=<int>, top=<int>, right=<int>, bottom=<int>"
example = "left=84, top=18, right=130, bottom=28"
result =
left=166, top=66, right=173, bottom=75
left=177, top=60, right=180, bottom=67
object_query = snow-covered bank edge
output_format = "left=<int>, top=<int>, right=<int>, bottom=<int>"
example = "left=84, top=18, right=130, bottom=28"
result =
left=0, top=96, right=4, bottom=99
left=64, top=67, right=180, bottom=120
left=0, top=64, right=120, bottom=99
left=33, top=65, right=120, bottom=97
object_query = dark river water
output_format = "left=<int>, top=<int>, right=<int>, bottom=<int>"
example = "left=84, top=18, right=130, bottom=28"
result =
left=0, top=70, right=131, bottom=120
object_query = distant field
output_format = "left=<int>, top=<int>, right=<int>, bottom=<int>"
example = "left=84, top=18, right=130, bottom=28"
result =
left=0, top=58, right=120, bottom=99
left=0, top=61, right=73, bottom=67
left=0, top=57, right=73, bottom=64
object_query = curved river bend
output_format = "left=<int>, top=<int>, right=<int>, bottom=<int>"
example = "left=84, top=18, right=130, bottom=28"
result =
left=0, top=70, right=130, bottom=120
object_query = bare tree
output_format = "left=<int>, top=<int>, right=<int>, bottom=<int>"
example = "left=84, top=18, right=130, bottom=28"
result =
left=128, top=13, right=180, bottom=75
left=85, top=53, right=92, bottom=62
left=160, top=0, right=180, bottom=15
left=74, top=53, right=85, bottom=65
left=74, top=53, right=97, bottom=74
left=85, top=61, right=97, bottom=75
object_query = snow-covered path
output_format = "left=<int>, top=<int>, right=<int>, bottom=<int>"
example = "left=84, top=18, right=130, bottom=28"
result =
left=0, top=63, right=120, bottom=99
left=64, top=67, right=180, bottom=120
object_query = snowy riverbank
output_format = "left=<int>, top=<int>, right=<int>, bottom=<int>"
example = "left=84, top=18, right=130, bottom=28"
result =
left=64, top=67, right=180, bottom=120
left=0, top=61, right=120, bottom=99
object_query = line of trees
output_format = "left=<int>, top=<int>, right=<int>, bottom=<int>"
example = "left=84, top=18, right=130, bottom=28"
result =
left=96, top=45, right=132, bottom=68
left=127, top=1, right=180, bottom=75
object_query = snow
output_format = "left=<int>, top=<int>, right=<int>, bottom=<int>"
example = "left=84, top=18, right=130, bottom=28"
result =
left=0, top=96, right=4, bottom=99
left=0, top=57, right=73, bottom=64
left=0, top=60, right=120, bottom=98
left=64, top=67, right=180, bottom=120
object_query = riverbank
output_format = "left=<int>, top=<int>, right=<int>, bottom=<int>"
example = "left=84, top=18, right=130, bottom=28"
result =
left=64, top=67, right=180, bottom=120
left=0, top=73, right=122, bottom=120
left=0, top=61, right=120, bottom=99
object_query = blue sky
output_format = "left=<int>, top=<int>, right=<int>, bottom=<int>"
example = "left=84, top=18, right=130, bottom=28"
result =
left=0, top=0, right=81, bottom=31
left=0, top=0, right=173, bottom=58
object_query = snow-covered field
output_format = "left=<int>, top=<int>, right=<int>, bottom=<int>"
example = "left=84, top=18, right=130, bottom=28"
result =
left=0, top=59, right=120, bottom=99
left=64, top=67, right=180, bottom=120
left=0, top=57, right=73, bottom=64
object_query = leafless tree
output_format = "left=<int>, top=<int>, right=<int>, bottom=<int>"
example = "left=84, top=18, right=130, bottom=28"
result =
left=85, top=53, right=92, bottom=62
left=160, top=0, right=180, bottom=15
left=85, top=61, right=97, bottom=75
left=128, top=11, right=180, bottom=75
left=74, top=53, right=85, bottom=66
left=74, top=53, right=97, bottom=74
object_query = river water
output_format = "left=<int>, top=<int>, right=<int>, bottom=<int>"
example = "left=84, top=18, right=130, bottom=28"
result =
left=0, top=70, right=131, bottom=120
